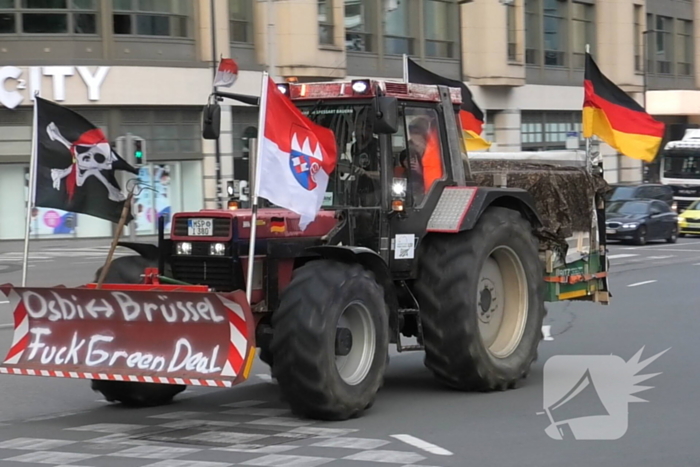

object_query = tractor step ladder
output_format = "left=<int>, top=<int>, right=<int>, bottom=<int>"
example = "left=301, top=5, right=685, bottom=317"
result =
left=396, top=308, right=424, bottom=352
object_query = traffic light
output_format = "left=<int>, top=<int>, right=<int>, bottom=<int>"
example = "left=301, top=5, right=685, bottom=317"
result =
left=134, top=139, right=144, bottom=165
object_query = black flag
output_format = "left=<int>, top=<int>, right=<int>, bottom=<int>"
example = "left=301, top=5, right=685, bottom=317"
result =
left=33, top=97, right=138, bottom=224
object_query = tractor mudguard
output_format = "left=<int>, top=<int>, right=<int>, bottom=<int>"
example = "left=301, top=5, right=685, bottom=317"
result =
left=0, top=283, right=257, bottom=388
left=426, top=186, right=543, bottom=234
left=116, top=242, right=160, bottom=261
left=304, top=245, right=399, bottom=321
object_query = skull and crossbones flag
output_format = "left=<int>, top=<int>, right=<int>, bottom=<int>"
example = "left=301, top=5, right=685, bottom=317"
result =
left=33, top=97, right=138, bottom=224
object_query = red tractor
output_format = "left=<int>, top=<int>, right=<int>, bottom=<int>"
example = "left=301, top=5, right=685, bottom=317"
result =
left=0, top=78, right=609, bottom=421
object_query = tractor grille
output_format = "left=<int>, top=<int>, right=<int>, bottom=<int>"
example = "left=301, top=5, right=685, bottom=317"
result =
left=170, top=256, right=237, bottom=291
left=173, top=217, right=231, bottom=238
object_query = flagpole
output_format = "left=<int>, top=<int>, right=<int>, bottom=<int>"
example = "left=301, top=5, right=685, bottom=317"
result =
left=402, top=54, right=408, bottom=83
left=21, top=91, right=40, bottom=287
left=584, top=44, right=592, bottom=175
left=245, top=72, right=269, bottom=305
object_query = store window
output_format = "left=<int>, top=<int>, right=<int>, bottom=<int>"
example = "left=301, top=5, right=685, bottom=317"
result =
left=229, top=0, right=250, bottom=43
left=521, top=111, right=583, bottom=151
left=113, top=0, right=191, bottom=38
left=424, top=0, right=456, bottom=59
left=0, top=0, right=98, bottom=35
left=384, top=0, right=412, bottom=56
left=318, top=0, right=333, bottom=45
left=344, top=0, right=374, bottom=52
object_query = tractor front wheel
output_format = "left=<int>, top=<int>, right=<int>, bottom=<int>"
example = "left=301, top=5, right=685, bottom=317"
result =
left=415, top=206, right=546, bottom=391
left=90, top=255, right=186, bottom=407
left=270, top=260, right=388, bottom=421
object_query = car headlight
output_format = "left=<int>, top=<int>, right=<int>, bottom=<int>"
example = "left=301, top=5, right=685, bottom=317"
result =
left=209, top=243, right=226, bottom=256
left=176, top=242, right=192, bottom=255
left=622, top=223, right=638, bottom=229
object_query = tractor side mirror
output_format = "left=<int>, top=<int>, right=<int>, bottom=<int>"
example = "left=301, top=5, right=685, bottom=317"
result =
left=202, top=102, right=221, bottom=140
left=373, top=96, right=399, bottom=134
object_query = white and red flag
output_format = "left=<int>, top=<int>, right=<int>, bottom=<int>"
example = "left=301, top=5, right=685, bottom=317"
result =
left=255, top=77, right=337, bottom=229
left=213, top=58, right=238, bottom=87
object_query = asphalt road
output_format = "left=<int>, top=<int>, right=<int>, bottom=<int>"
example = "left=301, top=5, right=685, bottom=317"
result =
left=0, top=237, right=698, bottom=466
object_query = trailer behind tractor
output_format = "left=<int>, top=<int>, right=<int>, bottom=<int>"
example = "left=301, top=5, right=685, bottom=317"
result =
left=0, top=78, right=610, bottom=421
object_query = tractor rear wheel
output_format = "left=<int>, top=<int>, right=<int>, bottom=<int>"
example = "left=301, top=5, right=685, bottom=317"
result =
left=414, top=206, right=546, bottom=391
left=270, top=260, right=388, bottom=421
left=90, top=255, right=186, bottom=407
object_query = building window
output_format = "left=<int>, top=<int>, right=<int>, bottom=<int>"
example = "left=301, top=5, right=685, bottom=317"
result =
left=525, top=0, right=540, bottom=65
left=113, top=0, right=191, bottom=38
left=318, top=0, right=333, bottom=45
left=384, top=0, right=413, bottom=56
left=521, top=111, right=583, bottom=150
left=543, top=0, right=567, bottom=67
left=345, top=0, right=374, bottom=52
left=424, top=0, right=455, bottom=59
left=229, top=0, right=250, bottom=43
left=655, top=15, right=673, bottom=74
left=571, top=2, right=593, bottom=69
left=119, top=108, right=201, bottom=157
left=677, top=19, right=693, bottom=76
left=0, top=0, right=98, bottom=35
left=634, top=5, right=642, bottom=72
left=506, top=2, right=517, bottom=62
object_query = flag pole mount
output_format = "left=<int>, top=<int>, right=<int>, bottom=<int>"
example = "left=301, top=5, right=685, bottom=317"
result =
left=22, top=90, right=40, bottom=287
left=95, top=180, right=150, bottom=289
left=245, top=72, right=269, bottom=305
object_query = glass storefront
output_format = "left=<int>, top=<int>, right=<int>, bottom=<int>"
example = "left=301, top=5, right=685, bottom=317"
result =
left=0, top=159, right=203, bottom=240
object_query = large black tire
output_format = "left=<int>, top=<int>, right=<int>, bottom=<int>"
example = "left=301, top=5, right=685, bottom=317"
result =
left=269, top=260, right=388, bottom=421
left=414, top=206, right=546, bottom=391
left=90, top=255, right=186, bottom=407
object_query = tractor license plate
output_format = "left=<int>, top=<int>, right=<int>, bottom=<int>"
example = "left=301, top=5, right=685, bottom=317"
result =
left=606, top=229, right=616, bottom=235
left=188, top=218, right=213, bottom=236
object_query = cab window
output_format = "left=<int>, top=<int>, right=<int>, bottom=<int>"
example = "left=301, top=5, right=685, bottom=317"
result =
left=393, top=107, right=445, bottom=207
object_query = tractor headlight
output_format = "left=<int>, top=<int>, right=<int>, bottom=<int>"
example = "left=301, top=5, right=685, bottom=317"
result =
left=391, top=177, right=407, bottom=199
left=176, top=242, right=192, bottom=255
left=209, top=243, right=226, bottom=256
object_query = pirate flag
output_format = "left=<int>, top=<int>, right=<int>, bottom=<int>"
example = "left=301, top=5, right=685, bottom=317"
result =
left=34, top=97, right=138, bottom=224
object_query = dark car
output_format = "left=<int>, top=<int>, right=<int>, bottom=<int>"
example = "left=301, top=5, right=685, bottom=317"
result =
left=606, top=183, right=676, bottom=211
left=605, top=199, right=679, bottom=245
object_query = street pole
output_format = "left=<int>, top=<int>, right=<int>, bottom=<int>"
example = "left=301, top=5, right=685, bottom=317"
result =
left=211, top=0, right=223, bottom=209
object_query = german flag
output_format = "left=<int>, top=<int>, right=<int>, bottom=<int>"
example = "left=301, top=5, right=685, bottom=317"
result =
left=270, top=217, right=285, bottom=233
left=583, top=52, right=665, bottom=162
left=406, top=57, right=491, bottom=152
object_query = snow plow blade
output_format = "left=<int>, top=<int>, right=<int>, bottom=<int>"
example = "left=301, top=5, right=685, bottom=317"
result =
left=0, top=283, right=257, bottom=388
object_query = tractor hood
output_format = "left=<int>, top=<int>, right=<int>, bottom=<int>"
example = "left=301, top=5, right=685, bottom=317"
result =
left=171, top=208, right=338, bottom=241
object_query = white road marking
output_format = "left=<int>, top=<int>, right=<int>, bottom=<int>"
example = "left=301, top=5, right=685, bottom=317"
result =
left=390, top=434, right=453, bottom=456
left=0, top=300, right=8, bottom=304
left=608, top=254, right=639, bottom=259
left=311, top=437, right=390, bottom=450
left=628, top=280, right=657, bottom=287
left=647, top=255, right=674, bottom=260
left=343, top=449, right=427, bottom=464
left=0, top=324, right=13, bottom=330
left=256, top=373, right=273, bottom=382
left=542, top=325, right=553, bottom=341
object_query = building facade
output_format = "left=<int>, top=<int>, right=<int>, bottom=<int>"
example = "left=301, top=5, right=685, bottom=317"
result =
left=0, top=0, right=698, bottom=240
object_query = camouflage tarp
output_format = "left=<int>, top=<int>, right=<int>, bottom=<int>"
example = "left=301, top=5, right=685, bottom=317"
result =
left=466, top=159, right=611, bottom=254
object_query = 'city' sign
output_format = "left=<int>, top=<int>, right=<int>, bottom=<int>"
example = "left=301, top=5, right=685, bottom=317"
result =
left=0, top=66, right=110, bottom=110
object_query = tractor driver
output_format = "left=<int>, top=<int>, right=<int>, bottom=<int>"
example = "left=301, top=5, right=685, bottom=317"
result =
left=395, top=113, right=444, bottom=205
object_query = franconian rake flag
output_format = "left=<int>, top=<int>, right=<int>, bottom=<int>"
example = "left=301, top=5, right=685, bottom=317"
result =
left=257, top=77, right=337, bottom=229
left=583, top=52, right=665, bottom=162
left=34, top=97, right=139, bottom=224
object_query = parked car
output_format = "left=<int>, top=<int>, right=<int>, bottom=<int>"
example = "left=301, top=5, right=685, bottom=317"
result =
left=605, top=199, right=678, bottom=245
left=678, top=199, right=700, bottom=237
left=605, top=183, right=676, bottom=211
